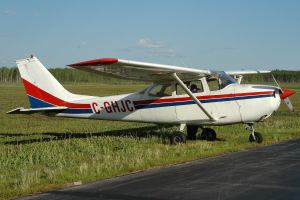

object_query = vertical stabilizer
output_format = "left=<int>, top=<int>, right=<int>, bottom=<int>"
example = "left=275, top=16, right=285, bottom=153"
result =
left=16, top=56, right=73, bottom=108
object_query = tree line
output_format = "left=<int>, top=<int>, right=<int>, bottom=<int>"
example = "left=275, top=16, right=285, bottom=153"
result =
left=0, top=67, right=300, bottom=84
left=0, top=67, right=142, bottom=84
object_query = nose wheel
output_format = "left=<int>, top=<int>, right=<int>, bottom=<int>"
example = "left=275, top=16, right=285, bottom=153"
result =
left=249, top=132, right=263, bottom=143
left=247, top=124, right=263, bottom=143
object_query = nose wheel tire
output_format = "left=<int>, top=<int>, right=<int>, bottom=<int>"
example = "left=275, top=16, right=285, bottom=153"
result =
left=170, top=131, right=186, bottom=145
left=200, top=128, right=216, bottom=141
left=249, top=132, right=263, bottom=143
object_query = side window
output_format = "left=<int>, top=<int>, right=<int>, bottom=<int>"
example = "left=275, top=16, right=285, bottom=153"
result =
left=148, top=84, right=172, bottom=97
left=207, top=78, right=220, bottom=91
left=176, top=80, right=204, bottom=95
left=176, top=83, right=186, bottom=95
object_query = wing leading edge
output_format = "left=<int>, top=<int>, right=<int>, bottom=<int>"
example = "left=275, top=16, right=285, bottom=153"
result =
left=68, top=58, right=212, bottom=82
left=68, top=57, right=271, bottom=82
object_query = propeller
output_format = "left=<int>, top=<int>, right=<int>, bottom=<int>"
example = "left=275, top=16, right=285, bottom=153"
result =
left=272, top=74, right=295, bottom=112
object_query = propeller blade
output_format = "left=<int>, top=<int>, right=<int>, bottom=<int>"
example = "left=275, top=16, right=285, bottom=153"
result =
left=271, top=74, right=295, bottom=112
left=283, top=97, right=294, bottom=112
left=272, top=74, right=280, bottom=87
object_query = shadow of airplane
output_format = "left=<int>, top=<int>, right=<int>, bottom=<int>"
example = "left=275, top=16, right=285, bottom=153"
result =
left=0, top=125, right=225, bottom=145
left=0, top=126, right=173, bottom=145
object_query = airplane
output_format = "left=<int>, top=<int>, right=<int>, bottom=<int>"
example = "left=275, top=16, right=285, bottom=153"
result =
left=7, top=56, right=296, bottom=145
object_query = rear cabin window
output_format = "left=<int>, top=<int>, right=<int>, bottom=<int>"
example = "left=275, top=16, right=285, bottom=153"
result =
left=148, top=84, right=172, bottom=97
left=207, top=78, right=220, bottom=91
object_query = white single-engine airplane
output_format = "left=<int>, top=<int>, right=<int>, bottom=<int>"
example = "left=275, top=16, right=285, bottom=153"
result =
left=7, top=56, right=295, bottom=144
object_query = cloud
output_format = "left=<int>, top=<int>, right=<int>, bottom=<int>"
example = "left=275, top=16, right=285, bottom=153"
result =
left=2, top=9, right=16, bottom=16
left=136, top=38, right=165, bottom=49
left=148, top=48, right=177, bottom=57
left=76, top=41, right=87, bottom=49
left=119, top=38, right=182, bottom=58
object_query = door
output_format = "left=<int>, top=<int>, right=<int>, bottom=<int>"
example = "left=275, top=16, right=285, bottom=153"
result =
left=175, top=79, right=213, bottom=123
left=139, top=84, right=177, bottom=123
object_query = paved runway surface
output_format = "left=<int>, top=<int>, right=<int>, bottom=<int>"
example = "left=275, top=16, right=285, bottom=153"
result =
left=22, top=139, right=300, bottom=200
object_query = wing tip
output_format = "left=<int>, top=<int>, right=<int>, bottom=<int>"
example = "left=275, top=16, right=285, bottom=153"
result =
left=67, top=58, right=118, bottom=67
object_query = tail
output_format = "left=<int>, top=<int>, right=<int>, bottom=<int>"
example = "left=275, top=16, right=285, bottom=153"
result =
left=16, top=56, right=74, bottom=108
left=7, top=56, right=92, bottom=114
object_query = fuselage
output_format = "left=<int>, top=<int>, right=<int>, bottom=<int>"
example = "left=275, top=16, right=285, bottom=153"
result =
left=56, top=83, right=281, bottom=126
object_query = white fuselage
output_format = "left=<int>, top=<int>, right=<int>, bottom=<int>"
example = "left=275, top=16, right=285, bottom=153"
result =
left=56, top=84, right=281, bottom=126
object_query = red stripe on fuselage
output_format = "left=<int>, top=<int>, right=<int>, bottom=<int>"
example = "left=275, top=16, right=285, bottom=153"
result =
left=22, top=79, right=90, bottom=109
left=134, top=91, right=274, bottom=105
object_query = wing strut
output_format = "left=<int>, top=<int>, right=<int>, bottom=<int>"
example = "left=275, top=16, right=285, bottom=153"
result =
left=172, top=73, right=216, bottom=121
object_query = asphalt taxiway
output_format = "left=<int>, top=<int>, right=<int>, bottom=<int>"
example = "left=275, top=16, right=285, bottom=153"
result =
left=21, top=138, right=300, bottom=200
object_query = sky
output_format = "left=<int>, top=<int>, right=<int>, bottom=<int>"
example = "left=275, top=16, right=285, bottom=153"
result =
left=0, top=0, right=300, bottom=70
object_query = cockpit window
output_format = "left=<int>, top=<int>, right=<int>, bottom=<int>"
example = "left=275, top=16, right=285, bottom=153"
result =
left=218, top=71, right=237, bottom=89
left=207, top=71, right=237, bottom=91
left=148, top=84, right=172, bottom=97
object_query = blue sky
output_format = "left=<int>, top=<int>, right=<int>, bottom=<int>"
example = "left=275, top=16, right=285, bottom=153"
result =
left=0, top=0, right=300, bottom=70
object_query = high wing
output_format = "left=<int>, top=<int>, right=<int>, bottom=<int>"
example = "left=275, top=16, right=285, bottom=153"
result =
left=68, top=58, right=212, bottom=82
left=68, top=57, right=271, bottom=82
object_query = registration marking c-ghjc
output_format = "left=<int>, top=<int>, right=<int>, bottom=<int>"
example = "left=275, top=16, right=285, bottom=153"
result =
left=91, top=100, right=135, bottom=114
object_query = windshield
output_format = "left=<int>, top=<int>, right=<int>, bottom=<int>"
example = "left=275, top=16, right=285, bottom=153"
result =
left=139, top=86, right=150, bottom=94
left=218, top=71, right=237, bottom=89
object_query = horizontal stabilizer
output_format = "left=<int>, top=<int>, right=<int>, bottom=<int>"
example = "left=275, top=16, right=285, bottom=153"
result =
left=6, top=106, right=67, bottom=114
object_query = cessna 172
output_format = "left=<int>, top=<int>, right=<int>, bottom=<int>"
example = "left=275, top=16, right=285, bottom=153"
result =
left=7, top=56, right=295, bottom=144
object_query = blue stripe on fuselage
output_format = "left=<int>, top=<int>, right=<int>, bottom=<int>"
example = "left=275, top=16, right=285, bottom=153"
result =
left=134, top=94, right=273, bottom=109
left=62, top=109, right=93, bottom=114
left=29, top=94, right=273, bottom=114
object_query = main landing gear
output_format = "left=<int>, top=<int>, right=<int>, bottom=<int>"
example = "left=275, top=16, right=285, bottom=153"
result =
left=247, top=124, right=263, bottom=143
left=170, top=131, right=186, bottom=145
left=186, top=125, right=217, bottom=141
left=200, top=128, right=217, bottom=141
left=170, top=125, right=217, bottom=145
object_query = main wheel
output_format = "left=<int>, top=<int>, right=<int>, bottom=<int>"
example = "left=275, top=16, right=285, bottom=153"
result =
left=170, top=131, right=186, bottom=145
left=187, top=125, right=198, bottom=140
left=200, top=128, right=216, bottom=141
left=249, top=132, right=263, bottom=143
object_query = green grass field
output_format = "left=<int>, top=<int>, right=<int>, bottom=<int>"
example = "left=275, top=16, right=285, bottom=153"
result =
left=0, top=82, right=299, bottom=200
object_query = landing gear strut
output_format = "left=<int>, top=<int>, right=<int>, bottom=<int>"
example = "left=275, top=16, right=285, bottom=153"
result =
left=247, top=124, right=263, bottom=143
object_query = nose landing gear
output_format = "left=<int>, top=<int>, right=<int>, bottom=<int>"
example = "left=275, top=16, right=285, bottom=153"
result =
left=247, top=124, right=263, bottom=143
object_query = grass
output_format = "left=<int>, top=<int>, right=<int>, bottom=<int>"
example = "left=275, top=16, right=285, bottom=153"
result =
left=0, top=82, right=299, bottom=200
